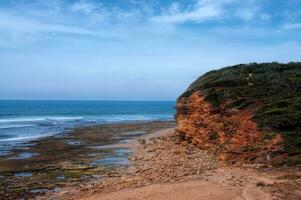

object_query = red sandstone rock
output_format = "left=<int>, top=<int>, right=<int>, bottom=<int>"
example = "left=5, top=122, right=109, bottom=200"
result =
left=176, top=91, right=282, bottom=163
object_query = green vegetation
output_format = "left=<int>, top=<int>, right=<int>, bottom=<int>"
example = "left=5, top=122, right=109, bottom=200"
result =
left=179, top=62, right=301, bottom=164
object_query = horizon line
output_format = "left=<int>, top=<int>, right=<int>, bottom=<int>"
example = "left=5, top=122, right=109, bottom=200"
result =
left=0, top=98, right=176, bottom=102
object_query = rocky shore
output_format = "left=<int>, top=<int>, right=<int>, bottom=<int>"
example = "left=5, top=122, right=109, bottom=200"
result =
left=0, top=121, right=175, bottom=199
left=38, top=128, right=301, bottom=200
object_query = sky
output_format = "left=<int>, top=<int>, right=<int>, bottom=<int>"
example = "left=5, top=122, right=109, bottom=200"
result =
left=0, top=0, right=301, bottom=100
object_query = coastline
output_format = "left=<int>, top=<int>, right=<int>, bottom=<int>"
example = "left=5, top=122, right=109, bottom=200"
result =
left=1, top=120, right=300, bottom=199
left=0, top=120, right=176, bottom=199
left=39, top=126, right=301, bottom=200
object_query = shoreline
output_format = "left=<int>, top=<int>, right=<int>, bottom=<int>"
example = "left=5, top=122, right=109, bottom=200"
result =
left=0, top=120, right=176, bottom=199
left=0, top=119, right=175, bottom=154
left=1, top=120, right=300, bottom=199
left=40, top=127, right=300, bottom=200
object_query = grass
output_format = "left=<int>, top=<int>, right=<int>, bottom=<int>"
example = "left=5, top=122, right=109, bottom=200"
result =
left=178, top=62, right=301, bottom=165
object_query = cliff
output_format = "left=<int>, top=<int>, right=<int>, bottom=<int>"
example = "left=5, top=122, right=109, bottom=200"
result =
left=176, top=62, right=301, bottom=166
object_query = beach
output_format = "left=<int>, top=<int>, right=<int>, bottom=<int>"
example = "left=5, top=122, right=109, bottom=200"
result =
left=0, top=116, right=300, bottom=200
left=35, top=123, right=300, bottom=200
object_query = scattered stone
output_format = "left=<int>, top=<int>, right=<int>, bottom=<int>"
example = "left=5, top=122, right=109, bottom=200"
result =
left=138, top=138, right=146, bottom=145
left=256, top=181, right=266, bottom=187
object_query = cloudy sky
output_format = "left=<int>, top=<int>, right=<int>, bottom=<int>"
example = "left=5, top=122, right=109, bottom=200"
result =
left=0, top=0, right=300, bottom=100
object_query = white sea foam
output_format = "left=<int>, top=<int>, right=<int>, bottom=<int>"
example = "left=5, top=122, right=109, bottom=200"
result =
left=0, top=124, right=36, bottom=129
left=0, top=116, right=83, bottom=123
left=46, top=116, right=83, bottom=121
left=0, top=117, right=45, bottom=123
left=100, top=115, right=157, bottom=122
left=0, top=115, right=172, bottom=144
left=0, top=132, right=57, bottom=142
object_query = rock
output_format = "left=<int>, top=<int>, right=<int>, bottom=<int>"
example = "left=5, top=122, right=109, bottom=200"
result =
left=138, top=138, right=146, bottom=145
left=59, top=191, right=69, bottom=195
left=173, top=150, right=181, bottom=154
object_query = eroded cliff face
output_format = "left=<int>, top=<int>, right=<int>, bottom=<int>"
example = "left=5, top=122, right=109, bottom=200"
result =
left=176, top=92, right=281, bottom=163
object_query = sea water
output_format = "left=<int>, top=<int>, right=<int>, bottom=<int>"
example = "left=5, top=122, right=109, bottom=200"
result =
left=0, top=100, right=175, bottom=155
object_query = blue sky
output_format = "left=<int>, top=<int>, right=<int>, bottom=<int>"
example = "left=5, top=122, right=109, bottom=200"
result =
left=0, top=0, right=301, bottom=100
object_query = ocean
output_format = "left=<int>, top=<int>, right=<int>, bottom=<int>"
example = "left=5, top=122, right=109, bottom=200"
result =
left=0, top=100, right=175, bottom=155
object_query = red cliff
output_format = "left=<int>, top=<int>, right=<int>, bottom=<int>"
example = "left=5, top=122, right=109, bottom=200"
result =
left=176, top=92, right=282, bottom=163
left=175, top=62, right=301, bottom=165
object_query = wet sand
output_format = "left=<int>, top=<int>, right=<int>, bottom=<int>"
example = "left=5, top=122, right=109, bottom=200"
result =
left=0, top=121, right=176, bottom=199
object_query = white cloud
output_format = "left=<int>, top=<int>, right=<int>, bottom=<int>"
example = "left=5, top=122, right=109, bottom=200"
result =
left=260, top=13, right=271, bottom=20
left=0, top=11, right=124, bottom=49
left=152, top=0, right=227, bottom=24
left=0, top=0, right=295, bottom=50
left=234, top=3, right=271, bottom=22
left=71, top=0, right=97, bottom=14
left=70, top=0, right=145, bottom=25
left=70, top=0, right=109, bottom=24
left=0, top=12, right=98, bottom=36
left=152, top=0, right=271, bottom=24
left=283, top=22, right=301, bottom=30
left=235, top=8, right=258, bottom=21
